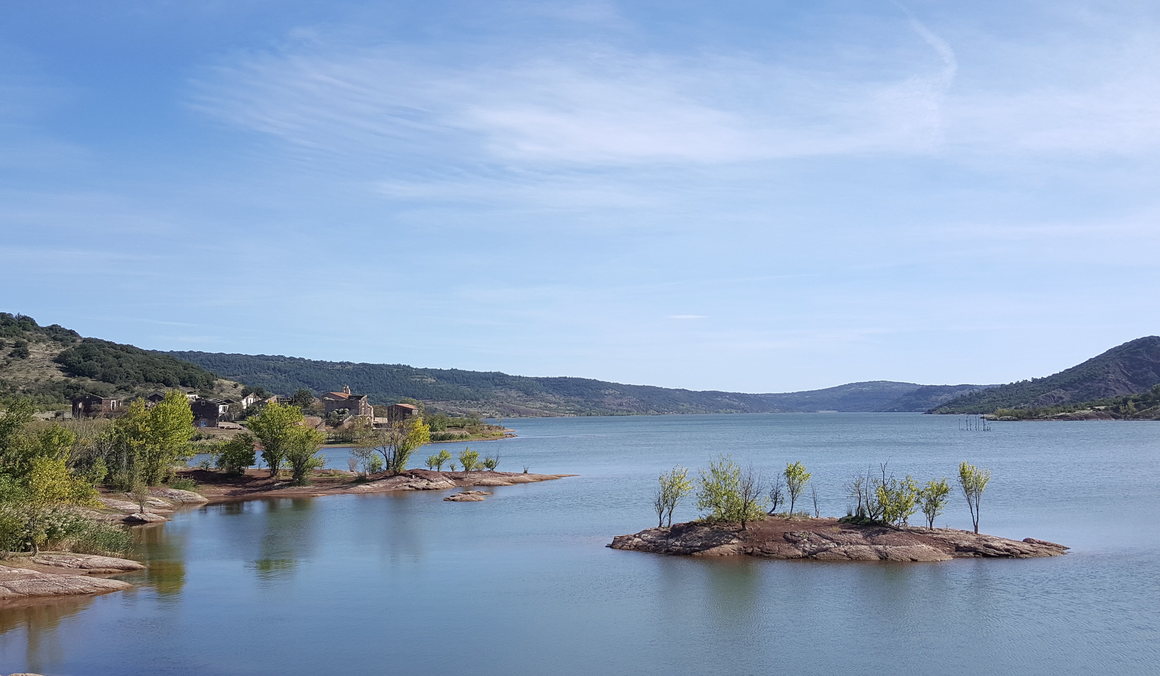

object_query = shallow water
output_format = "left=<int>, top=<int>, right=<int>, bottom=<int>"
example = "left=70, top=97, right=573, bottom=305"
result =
left=2, top=414, right=1158, bottom=674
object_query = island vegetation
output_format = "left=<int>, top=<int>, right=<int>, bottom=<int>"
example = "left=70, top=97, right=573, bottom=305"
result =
left=618, top=457, right=1065, bottom=562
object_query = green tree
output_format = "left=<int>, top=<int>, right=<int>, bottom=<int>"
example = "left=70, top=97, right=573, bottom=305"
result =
left=696, top=456, right=765, bottom=527
left=284, top=426, right=326, bottom=485
left=247, top=401, right=306, bottom=477
left=142, top=391, right=195, bottom=485
left=875, top=475, right=919, bottom=526
left=215, top=433, right=257, bottom=475
left=458, top=448, right=480, bottom=472
left=784, top=461, right=812, bottom=516
left=23, top=456, right=97, bottom=554
left=105, top=392, right=194, bottom=487
left=359, top=417, right=431, bottom=474
left=287, top=388, right=317, bottom=411
left=654, top=466, right=693, bottom=528
left=425, top=448, right=452, bottom=471
left=958, top=462, right=992, bottom=534
left=919, top=478, right=951, bottom=528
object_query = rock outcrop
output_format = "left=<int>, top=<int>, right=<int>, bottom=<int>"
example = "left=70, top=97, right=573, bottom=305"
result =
left=443, top=490, right=490, bottom=502
left=609, top=518, right=1068, bottom=562
left=0, top=552, right=144, bottom=604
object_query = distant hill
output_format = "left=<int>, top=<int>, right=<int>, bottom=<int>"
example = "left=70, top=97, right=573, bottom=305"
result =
left=169, top=351, right=989, bottom=417
left=932, top=336, right=1160, bottom=415
left=0, top=313, right=244, bottom=407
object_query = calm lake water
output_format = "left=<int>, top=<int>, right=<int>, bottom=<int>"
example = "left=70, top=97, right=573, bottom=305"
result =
left=2, top=413, right=1158, bottom=675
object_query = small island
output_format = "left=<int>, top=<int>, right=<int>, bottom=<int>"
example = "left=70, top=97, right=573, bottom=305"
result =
left=614, top=458, right=1068, bottom=563
left=610, top=517, right=1067, bottom=562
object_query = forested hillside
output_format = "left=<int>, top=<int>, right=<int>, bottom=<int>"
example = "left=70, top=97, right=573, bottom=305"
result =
left=0, top=313, right=234, bottom=406
left=170, top=351, right=988, bottom=417
left=933, top=336, right=1160, bottom=414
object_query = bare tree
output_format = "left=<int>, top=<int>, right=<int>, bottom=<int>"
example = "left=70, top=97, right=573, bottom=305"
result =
left=811, top=484, right=820, bottom=518
left=737, top=466, right=765, bottom=531
left=767, top=473, right=785, bottom=515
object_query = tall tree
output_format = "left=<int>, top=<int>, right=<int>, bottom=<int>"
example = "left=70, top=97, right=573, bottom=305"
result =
left=958, top=462, right=991, bottom=534
left=654, top=466, right=693, bottom=528
left=359, top=417, right=431, bottom=474
left=284, top=426, right=326, bottom=485
left=247, top=401, right=306, bottom=477
left=784, top=462, right=812, bottom=516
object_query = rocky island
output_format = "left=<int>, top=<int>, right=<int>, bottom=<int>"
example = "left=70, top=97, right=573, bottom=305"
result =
left=610, top=517, right=1068, bottom=562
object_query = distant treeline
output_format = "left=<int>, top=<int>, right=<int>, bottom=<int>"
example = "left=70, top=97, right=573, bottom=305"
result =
left=168, top=351, right=987, bottom=417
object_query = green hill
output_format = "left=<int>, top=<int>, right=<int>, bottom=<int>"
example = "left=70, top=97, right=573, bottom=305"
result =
left=932, top=336, right=1160, bottom=414
left=0, top=313, right=242, bottom=407
left=168, top=351, right=989, bottom=417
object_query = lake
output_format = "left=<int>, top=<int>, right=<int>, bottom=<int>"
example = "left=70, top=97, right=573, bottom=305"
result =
left=2, top=413, right=1158, bottom=674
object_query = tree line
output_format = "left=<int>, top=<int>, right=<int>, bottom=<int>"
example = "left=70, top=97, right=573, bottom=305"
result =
left=654, top=458, right=992, bottom=533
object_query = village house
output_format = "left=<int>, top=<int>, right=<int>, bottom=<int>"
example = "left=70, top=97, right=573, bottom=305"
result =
left=190, top=398, right=230, bottom=428
left=70, top=395, right=120, bottom=418
left=319, top=385, right=373, bottom=419
left=386, top=403, right=419, bottom=423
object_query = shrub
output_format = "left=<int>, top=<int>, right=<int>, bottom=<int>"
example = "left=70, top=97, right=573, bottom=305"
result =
left=167, top=476, right=199, bottom=492
left=459, top=448, right=480, bottom=472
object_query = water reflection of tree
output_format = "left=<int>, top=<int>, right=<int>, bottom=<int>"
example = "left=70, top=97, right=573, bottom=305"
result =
left=0, top=595, right=96, bottom=670
left=248, top=498, right=319, bottom=583
left=134, top=522, right=186, bottom=597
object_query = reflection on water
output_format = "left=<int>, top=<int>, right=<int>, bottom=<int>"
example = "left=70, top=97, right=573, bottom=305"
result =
left=2, top=414, right=1159, bottom=675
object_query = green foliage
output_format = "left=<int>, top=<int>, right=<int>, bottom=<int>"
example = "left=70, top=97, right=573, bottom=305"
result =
left=696, top=456, right=765, bottom=526
left=167, top=476, right=199, bottom=491
left=359, top=418, right=431, bottom=474
left=919, top=478, right=951, bottom=528
left=284, top=426, right=326, bottom=485
left=215, top=433, right=257, bottom=475
left=287, top=388, right=317, bottom=410
left=784, top=461, right=812, bottom=515
left=875, top=475, right=919, bottom=527
left=935, top=336, right=1160, bottom=414
left=425, top=448, right=452, bottom=471
left=958, top=461, right=991, bottom=534
left=481, top=455, right=499, bottom=471
left=654, top=466, right=693, bottom=528
left=458, top=448, right=480, bottom=472
left=246, top=401, right=305, bottom=476
left=55, top=338, right=216, bottom=389
left=106, top=392, right=195, bottom=487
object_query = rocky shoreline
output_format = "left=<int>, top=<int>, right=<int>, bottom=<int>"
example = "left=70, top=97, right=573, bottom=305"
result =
left=0, top=553, right=144, bottom=605
left=609, top=517, right=1068, bottom=562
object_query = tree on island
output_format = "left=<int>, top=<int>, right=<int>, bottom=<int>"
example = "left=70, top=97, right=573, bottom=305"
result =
left=696, top=456, right=765, bottom=530
left=425, top=449, right=452, bottom=471
left=958, top=462, right=991, bottom=534
left=654, top=466, right=693, bottom=528
left=784, top=461, right=812, bottom=516
left=919, top=478, right=951, bottom=528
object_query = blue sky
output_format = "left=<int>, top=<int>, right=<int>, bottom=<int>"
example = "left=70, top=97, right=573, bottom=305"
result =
left=2, top=1, right=1158, bottom=392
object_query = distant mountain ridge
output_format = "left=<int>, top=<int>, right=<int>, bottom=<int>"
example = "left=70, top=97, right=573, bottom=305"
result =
left=932, top=336, right=1160, bottom=414
left=168, top=350, right=988, bottom=417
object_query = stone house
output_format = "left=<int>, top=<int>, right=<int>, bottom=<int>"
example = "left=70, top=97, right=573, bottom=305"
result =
left=320, top=385, right=373, bottom=419
left=386, top=403, right=419, bottom=423
left=71, top=395, right=120, bottom=418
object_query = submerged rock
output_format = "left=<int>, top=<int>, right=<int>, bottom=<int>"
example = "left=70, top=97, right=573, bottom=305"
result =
left=610, top=517, right=1067, bottom=562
